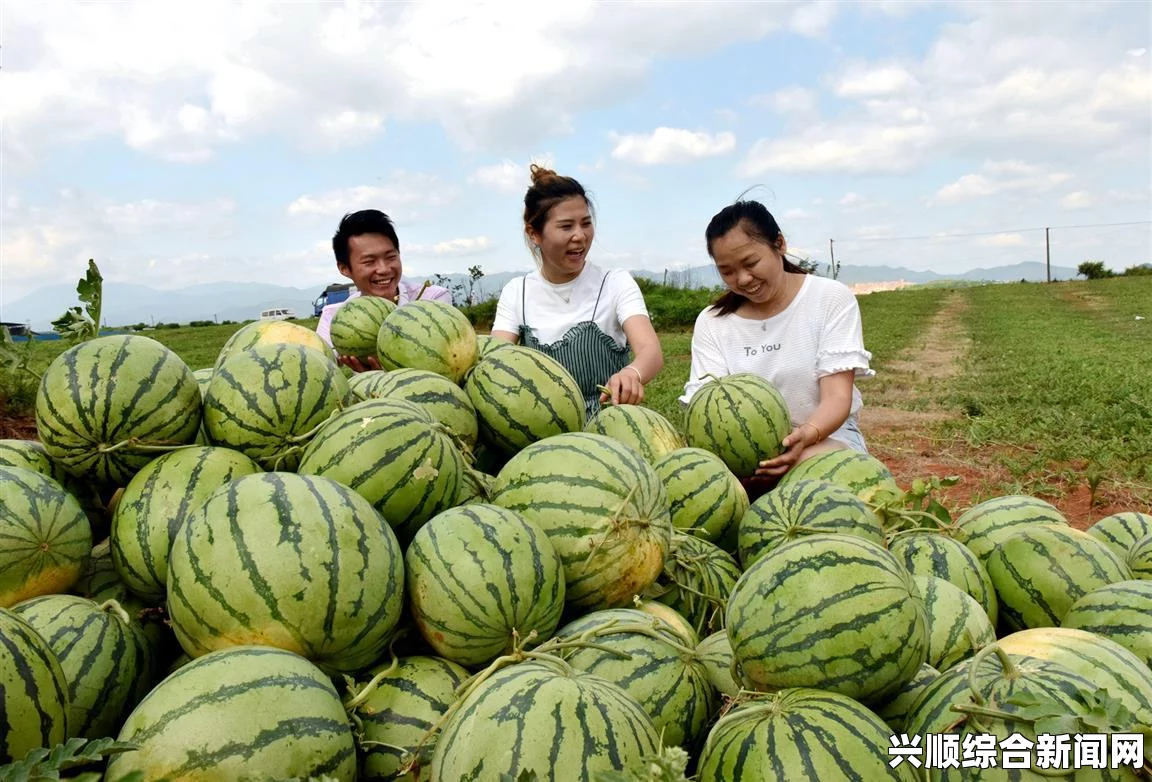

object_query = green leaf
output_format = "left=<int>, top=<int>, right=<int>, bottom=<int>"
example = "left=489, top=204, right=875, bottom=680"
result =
left=51, top=260, right=103, bottom=344
left=0, top=738, right=139, bottom=782
left=1034, top=714, right=1082, bottom=735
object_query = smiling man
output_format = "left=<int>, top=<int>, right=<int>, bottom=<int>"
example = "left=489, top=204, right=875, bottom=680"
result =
left=315, top=209, right=453, bottom=358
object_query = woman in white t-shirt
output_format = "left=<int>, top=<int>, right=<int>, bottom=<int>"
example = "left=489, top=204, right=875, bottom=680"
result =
left=680, top=199, right=874, bottom=491
left=491, top=165, right=664, bottom=415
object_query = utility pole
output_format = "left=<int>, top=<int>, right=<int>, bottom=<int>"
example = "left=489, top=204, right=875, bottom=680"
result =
left=1045, top=227, right=1051, bottom=283
left=829, top=239, right=838, bottom=280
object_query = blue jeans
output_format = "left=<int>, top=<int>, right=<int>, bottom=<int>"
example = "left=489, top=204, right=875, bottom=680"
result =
left=829, top=416, right=868, bottom=453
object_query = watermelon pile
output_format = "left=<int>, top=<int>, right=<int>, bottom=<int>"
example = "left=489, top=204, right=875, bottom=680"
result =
left=2, top=318, right=1151, bottom=781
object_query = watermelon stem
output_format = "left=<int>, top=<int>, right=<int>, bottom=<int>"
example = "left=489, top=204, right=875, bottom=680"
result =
left=96, top=439, right=194, bottom=455
left=97, top=599, right=132, bottom=625
left=344, top=655, right=401, bottom=712
left=579, top=482, right=644, bottom=576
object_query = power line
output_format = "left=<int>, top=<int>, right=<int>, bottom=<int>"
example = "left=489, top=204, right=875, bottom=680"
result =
left=838, top=219, right=1152, bottom=244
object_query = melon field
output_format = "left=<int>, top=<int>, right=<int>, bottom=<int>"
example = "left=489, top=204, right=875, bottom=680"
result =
left=1, top=277, right=1151, bottom=779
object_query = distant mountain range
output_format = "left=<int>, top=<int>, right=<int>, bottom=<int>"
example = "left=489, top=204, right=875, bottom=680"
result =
left=0, top=261, right=1081, bottom=331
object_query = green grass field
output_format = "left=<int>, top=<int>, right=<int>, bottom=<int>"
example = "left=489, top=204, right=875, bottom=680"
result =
left=4, top=277, right=1150, bottom=507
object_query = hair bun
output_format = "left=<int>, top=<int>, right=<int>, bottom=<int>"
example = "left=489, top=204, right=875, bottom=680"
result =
left=529, top=163, right=560, bottom=186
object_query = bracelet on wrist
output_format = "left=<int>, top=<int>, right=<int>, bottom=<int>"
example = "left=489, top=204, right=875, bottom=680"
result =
left=624, top=365, right=644, bottom=384
left=802, top=421, right=823, bottom=441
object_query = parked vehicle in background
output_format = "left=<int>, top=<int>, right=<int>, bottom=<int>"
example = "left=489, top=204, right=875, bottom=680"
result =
left=260, top=308, right=297, bottom=321
left=312, top=283, right=356, bottom=317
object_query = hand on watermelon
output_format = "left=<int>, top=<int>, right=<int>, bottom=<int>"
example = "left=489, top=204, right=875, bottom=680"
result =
left=601, top=367, right=645, bottom=406
left=755, top=423, right=821, bottom=477
left=338, top=354, right=382, bottom=373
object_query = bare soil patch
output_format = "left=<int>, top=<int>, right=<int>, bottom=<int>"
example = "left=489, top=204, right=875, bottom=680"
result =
left=858, top=292, right=1132, bottom=529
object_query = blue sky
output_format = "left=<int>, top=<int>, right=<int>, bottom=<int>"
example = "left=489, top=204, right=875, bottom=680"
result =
left=2, top=0, right=1149, bottom=310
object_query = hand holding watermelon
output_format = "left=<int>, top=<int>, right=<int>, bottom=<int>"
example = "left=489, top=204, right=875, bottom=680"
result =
left=755, top=422, right=823, bottom=477
left=336, top=353, right=381, bottom=373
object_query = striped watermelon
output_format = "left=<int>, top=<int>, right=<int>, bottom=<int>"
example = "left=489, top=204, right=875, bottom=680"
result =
left=490, top=432, right=672, bottom=610
left=406, top=504, right=566, bottom=667
left=912, top=575, right=995, bottom=672
left=683, top=373, right=791, bottom=478
left=726, top=533, right=927, bottom=702
left=995, top=627, right=1152, bottom=726
left=214, top=319, right=333, bottom=370
left=352, top=655, right=470, bottom=780
left=696, top=630, right=741, bottom=698
left=984, top=525, right=1130, bottom=630
left=297, top=398, right=465, bottom=544
left=166, top=472, right=405, bottom=673
left=352, top=367, right=478, bottom=451
left=737, top=478, right=884, bottom=569
left=70, top=539, right=168, bottom=705
left=376, top=300, right=478, bottom=384
left=1129, top=534, right=1152, bottom=578
left=1061, top=580, right=1152, bottom=667
left=203, top=343, right=350, bottom=471
left=455, top=468, right=494, bottom=505
left=107, top=646, right=356, bottom=781
left=110, top=445, right=260, bottom=603
left=0, top=438, right=105, bottom=527
left=329, top=295, right=396, bottom=360
left=645, top=532, right=740, bottom=638
left=192, top=366, right=213, bottom=395
left=476, top=333, right=512, bottom=361
left=0, top=608, right=69, bottom=763
left=696, top=689, right=920, bottom=781
left=11, top=594, right=147, bottom=739
left=429, top=657, right=661, bottom=779
left=903, top=648, right=1114, bottom=780
left=775, top=448, right=903, bottom=517
left=346, top=368, right=389, bottom=400
left=0, top=465, right=92, bottom=608
left=465, top=345, right=586, bottom=455
left=584, top=404, right=686, bottom=464
left=874, top=662, right=940, bottom=733
left=887, top=531, right=999, bottom=626
left=653, top=447, right=748, bottom=545
left=35, top=335, right=202, bottom=486
left=557, top=608, right=717, bottom=748
left=631, top=599, right=699, bottom=648
left=1088, top=511, right=1152, bottom=558
left=949, top=494, right=1068, bottom=561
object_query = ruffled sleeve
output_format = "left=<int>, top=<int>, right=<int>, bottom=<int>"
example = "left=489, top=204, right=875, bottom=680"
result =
left=816, top=283, right=875, bottom=379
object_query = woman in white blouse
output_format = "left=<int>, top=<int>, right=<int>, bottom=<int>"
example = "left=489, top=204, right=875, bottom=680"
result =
left=680, top=200, right=874, bottom=489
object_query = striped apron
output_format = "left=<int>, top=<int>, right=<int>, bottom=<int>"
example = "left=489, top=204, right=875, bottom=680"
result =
left=519, top=272, right=631, bottom=417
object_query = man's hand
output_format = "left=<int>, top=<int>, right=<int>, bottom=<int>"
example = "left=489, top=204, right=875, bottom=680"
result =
left=337, top=355, right=382, bottom=373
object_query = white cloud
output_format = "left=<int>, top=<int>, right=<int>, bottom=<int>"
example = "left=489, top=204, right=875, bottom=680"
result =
left=405, top=236, right=496, bottom=257
left=788, top=1, right=839, bottom=37
left=977, top=233, right=1029, bottom=247
left=739, top=5, right=1152, bottom=177
left=4, top=0, right=813, bottom=165
left=609, top=127, right=736, bottom=165
left=784, top=208, right=811, bottom=220
left=754, top=86, right=818, bottom=115
left=468, top=155, right=555, bottom=194
left=839, top=192, right=864, bottom=207
left=931, top=160, right=1072, bottom=205
left=286, top=172, right=459, bottom=222
left=740, top=124, right=934, bottom=175
left=0, top=191, right=245, bottom=304
left=1060, top=191, right=1093, bottom=210
left=834, top=64, right=920, bottom=98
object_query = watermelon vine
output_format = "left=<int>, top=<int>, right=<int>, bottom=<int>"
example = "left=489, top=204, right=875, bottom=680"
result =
left=0, top=737, right=139, bottom=782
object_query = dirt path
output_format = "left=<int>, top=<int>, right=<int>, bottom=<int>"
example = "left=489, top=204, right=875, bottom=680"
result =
left=857, top=291, right=1127, bottom=529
